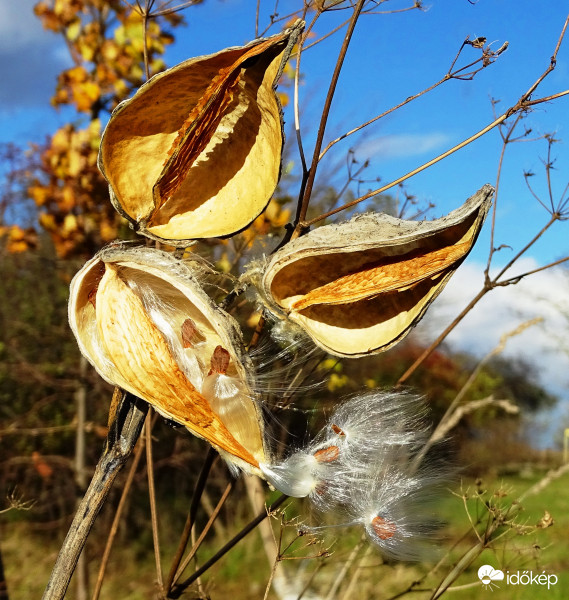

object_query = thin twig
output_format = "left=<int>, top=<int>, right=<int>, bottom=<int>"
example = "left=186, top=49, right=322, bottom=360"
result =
left=91, top=417, right=149, bottom=600
left=304, top=15, right=569, bottom=228
left=255, top=0, right=261, bottom=37
left=324, top=535, right=365, bottom=600
left=168, top=494, right=288, bottom=598
left=292, top=0, right=367, bottom=238
left=165, top=447, right=216, bottom=591
left=319, top=36, right=505, bottom=161
left=145, top=413, right=163, bottom=592
left=519, top=462, right=569, bottom=501
left=293, top=10, right=309, bottom=179
left=173, top=482, right=233, bottom=583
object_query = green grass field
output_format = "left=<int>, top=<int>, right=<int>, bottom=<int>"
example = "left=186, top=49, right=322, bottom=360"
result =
left=2, top=468, right=567, bottom=599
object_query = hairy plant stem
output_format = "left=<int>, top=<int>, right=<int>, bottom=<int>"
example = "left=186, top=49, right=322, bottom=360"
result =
left=43, top=391, right=148, bottom=600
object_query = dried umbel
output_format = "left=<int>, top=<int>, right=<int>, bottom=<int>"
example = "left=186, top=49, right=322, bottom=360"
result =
left=98, top=22, right=303, bottom=245
left=259, top=185, right=493, bottom=357
left=68, top=245, right=266, bottom=476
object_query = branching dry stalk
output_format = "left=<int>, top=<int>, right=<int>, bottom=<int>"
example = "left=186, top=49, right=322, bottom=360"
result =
left=318, top=35, right=508, bottom=162
left=394, top=15, right=569, bottom=384
left=411, top=318, right=542, bottom=469
left=303, top=15, right=569, bottom=228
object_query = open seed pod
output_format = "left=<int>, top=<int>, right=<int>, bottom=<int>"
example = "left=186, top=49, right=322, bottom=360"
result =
left=69, top=245, right=266, bottom=475
left=260, top=185, right=493, bottom=357
left=98, top=21, right=303, bottom=245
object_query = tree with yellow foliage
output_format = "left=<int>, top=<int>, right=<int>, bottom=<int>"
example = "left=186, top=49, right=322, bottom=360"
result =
left=22, top=0, right=191, bottom=258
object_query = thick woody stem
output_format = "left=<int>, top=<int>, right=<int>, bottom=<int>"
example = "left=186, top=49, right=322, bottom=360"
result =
left=42, top=391, right=148, bottom=600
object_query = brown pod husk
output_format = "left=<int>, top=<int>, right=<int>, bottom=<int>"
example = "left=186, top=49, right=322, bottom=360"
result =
left=69, top=245, right=266, bottom=475
left=98, top=21, right=303, bottom=245
left=260, top=185, right=493, bottom=357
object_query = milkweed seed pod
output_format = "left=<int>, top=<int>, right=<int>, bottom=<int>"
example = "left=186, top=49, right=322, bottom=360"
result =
left=68, top=245, right=266, bottom=476
left=259, top=185, right=493, bottom=357
left=98, top=21, right=304, bottom=245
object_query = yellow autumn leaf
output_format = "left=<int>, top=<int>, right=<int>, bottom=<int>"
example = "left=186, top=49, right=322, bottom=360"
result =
left=66, top=19, right=81, bottom=41
left=63, top=214, right=78, bottom=234
left=39, top=213, right=56, bottom=231
left=71, top=80, right=101, bottom=112
left=67, top=148, right=83, bottom=177
left=28, top=185, right=50, bottom=207
left=61, top=186, right=76, bottom=211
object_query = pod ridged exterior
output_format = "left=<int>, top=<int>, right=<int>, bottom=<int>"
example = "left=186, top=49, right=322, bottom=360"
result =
left=69, top=245, right=266, bottom=475
left=98, top=22, right=303, bottom=245
left=260, top=185, right=494, bottom=357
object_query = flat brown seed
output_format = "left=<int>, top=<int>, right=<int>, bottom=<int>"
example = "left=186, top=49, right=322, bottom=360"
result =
left=331, top=424, right=345, bottom=436
left=314, top=445, right=340, bottom=463
left=209, top=345, right=230, bottom=375
left=371, top=516, right=397, bottom=540
left=181, top=317, right=203, bottom=348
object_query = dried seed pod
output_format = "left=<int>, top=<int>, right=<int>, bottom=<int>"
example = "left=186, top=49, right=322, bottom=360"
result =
left=260, top=185, right=493, bottom=357
left=68, top=245, right=266, bottom=475
left=98, top=21, right=303, bottom=245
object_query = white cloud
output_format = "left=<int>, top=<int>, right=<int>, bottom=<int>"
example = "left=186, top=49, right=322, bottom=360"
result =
left=355, top=132, right=451, bottom=160
left=412, top=258, right=569, bottom=447
left=414, top=258, right=569, bottom=390
left=0, top=0, right=69, bottom=110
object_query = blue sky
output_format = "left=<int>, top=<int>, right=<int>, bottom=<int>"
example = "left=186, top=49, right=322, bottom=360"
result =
left=2, top=0, right=569, bottom=445
left=2, top=0, right=568, bottom=266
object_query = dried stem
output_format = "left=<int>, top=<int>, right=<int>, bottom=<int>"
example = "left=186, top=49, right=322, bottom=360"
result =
left=172, top=482, right=233, bottom=584
left=293, top=8, right=310, bottom=180
left=145, top=413, right=163, bottom=593
left=395, top=18, right=569, bottom=384
left=319, top=35, right=507, bottom=161
left=519, top=462, right=569, bottom=501
left=412, top=317, right=541, bottom=468
left=304, top=14, right=569, bottom=228
left=43, top=391, right=148, bottom=600
left=168, top=494, right=288, bottom=598
left=164, top=447, right=216, bottom=592
left=91, top=415, right=150, bottom=600
left=324, top=535, right=366, bottom=600
left=292, top=0, right=367, bottom=238
left=255, top=0, right=261, bottom=37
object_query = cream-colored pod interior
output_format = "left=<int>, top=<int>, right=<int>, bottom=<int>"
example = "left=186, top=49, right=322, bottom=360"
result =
left=261, top=185, right=493, bottom=357
left=98, top=22, right=303, bottom=245
left=68, top=245, right=266, bottom=475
